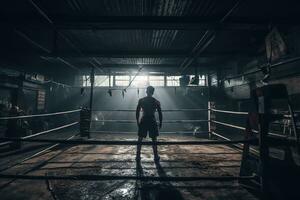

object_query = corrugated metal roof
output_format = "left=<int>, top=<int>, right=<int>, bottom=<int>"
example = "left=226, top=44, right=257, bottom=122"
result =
left=62, top=29, right=205, bottom=51
left=40, top=0, right=225, bottom=17
left=1, top=0, right=299, bottom=75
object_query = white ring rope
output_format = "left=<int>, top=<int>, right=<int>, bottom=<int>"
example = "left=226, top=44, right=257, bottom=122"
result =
left=1, top=107, right=295, bottom=121
left=211, top=108, right=300, bottom=118
left=89, top=131, right=207, bottom=134
left=92, top=120, right=208, bottom=123
left=210, top=131, right=259, bottom=155
left=0, top=109, right=81, bottom=120
left=92, top=109, right=208, bottom=112
left=0, top=122, right=79, bottom=147
left=22, top=122, right=79, bottom=139
left=210, top=109, right=248, bottom=115
left=210, top=131, right=231, bottom=141
left=0, top=141, right=12, bottom=147
left=211, top=120, right=246, bottom=131
left=0, top=133, right=79, bottom=172
left=211, top=120, right=294, bottom=140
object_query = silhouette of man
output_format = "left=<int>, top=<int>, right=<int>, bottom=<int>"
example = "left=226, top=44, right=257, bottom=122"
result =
left=136, top=86, right=162, bottom=162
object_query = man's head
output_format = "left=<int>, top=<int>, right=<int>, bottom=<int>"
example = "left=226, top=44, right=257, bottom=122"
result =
left=146, top=86, right=155, bottom=97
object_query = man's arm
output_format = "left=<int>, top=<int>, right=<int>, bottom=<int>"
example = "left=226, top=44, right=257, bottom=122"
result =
left=157, top=102, right=163, bottom=129
left=136, top=100, right=141, bottom=126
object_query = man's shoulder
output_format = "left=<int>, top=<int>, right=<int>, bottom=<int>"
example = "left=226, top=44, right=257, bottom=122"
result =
left=152, top=97, right=159, bottom=102
left=139, top=97, right=147, bottom=101
left=138, top=97, right=146, bottom=104
left=153, top=97, right=161, bottom=105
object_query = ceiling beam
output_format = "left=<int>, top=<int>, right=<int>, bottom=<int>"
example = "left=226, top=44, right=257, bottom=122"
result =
left=54, top=50, right=189, bottom=58
left=93, top=64, right=210, bottom=71
left=26, top=0, right=106, bottom=74
left=99, top=64, right=182, bottom=68
left=54, top=16, right=269, bottom=30
left=79, top=64, right=210, bottom=74
left=13, top=29, right=80, bottom=73
left=3, top=16, right=297, bottom=31
left=1, top=50, right=257, bottom=59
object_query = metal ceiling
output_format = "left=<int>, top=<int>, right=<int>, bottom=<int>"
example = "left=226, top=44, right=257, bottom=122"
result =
left=0, top=0, right=300, bottom=77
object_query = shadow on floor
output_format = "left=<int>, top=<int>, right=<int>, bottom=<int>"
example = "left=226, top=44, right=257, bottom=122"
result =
left=136, top=160, right=184, bottom=200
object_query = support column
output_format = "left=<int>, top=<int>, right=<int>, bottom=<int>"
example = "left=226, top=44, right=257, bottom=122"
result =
left=258, top=111, right=270, bottom=199
left=254, top=86, right=278, bottom=199
left=80, top=67, right=95, bottom=138
left=208, top=101, right=211, bottom=139
left=207, top=74, right=212, bottom=139
left=88, top=66, right=95, bottom=138
left=112, top=73, right=116, bottom=87
left=108, top=72, right=111, bottom=88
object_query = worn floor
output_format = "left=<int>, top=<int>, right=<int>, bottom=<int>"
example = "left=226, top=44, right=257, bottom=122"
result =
left=0, top=133, right=258, bottom=200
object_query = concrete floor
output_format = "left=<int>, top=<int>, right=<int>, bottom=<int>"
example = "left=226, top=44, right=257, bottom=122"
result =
left=0, top=133, right=258, bottom=200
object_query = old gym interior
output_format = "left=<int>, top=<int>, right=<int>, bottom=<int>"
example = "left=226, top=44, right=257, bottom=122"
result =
left=0, top=0, right=300, bottom=199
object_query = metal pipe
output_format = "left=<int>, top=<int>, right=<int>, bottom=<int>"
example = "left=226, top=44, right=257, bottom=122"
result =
left=223, top=56, right=300, bottom=81
left=14, top=29, right=51, bottom=54
left=28, top=0, right=53, bottom=24
left=179, top=0, right=242, bottom=72
left=26, top=0, right=82, bottom=73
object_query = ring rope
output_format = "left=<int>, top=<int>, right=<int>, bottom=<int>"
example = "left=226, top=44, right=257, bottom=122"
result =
left=92, top=120, right=208, bottom=123
left=210, top=131, right=231, bottom=141
left=211, top=108, right=299, bottom=118
left=0, top=108, right=289, bottom=120
left=0, top=138, right=258, bottom=145
left=210, top=109, right=248, bottom=115
left=23, top=122, right=79, bottom=139
left=0, top=141, right=13, bottom=147
left=89, top=131, right=207, bottom=134
left=211, top=120, right=295, bottom=139
left=0, top=109, right=81, bottom=120
left=92, top=109, right=208, bottom=112
left=211, top=120, right=246, bottom=131
left=0, top=133, right=79, bottom=173
left=0, top=122, right=78, bottom=147
left=211, top=131, right=259, bottom=156
left=0, top=174, right=256, bottom=182
left=0, top=134, right=81, bottom=189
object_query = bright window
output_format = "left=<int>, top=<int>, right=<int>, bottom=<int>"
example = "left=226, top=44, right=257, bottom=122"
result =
left=81, top=74, right=207, bottom=87
left=82, top=75, right=112, bottom=87
left=131, top=76, right=148, bottom=87
left=149, top=76, right=164, bottom=86
left=95, top=76, right=110, bottom=87
left=166, top=76, right=180, bottom=86
left=199, top=75, right=206, bottom=86
left=82, top=75, right=90, bottom=87
left=115, top=75, right=130, bottom=86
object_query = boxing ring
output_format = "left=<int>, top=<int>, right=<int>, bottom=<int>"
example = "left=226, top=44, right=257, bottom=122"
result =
left=0, top=84, right=299, bottom=199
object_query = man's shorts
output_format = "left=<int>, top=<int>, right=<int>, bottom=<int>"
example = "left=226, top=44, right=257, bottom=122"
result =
left=138, top=116, right=159, bottom=138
